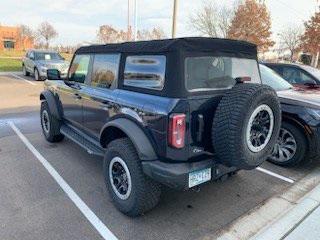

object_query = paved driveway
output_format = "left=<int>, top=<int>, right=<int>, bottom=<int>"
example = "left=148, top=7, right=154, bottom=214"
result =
left=0, top=73, right=318, bottom=240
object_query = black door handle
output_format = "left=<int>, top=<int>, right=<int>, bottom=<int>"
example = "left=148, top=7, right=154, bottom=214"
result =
left=100, top=103, right=113, bottom=110
left=73, top=93, right=82, bottom=100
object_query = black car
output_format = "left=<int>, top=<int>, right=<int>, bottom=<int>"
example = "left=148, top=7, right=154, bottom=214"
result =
left=260, top=64, right=320, bottom=166
left=40, top=37, right=281, bottom=216
left=263, top=62, right=320, bottom=90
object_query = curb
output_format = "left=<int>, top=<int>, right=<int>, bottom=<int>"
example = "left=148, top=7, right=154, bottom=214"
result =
left=252, top=183, right=320, bottom=240
left=212, top=167, right=320, bottom=240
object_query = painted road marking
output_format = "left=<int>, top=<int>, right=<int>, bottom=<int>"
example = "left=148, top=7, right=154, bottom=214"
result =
left=256, top=167, right=295, bottom=184
left=8, top=121, right=118, bottom=240
left=10, top=73, right=36, bottom=85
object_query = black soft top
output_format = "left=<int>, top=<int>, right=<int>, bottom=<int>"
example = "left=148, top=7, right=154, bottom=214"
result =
left=76, top=37, right=257, bottom=57
left=76, top=37, right=258, bottom=97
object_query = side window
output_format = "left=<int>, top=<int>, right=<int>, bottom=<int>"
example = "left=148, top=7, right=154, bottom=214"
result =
left=91, top=54, right=120, bottom=88
left=124, top=55, right=166, bottom=90
left=29, top=51, right=34, bottom=59
left=282, top=67, right=314, bottom=84
left=68, top=54, right=90, bottom=83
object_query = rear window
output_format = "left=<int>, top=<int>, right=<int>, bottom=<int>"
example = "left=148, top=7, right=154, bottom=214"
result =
left=124, top=55, right=166, bottom=90
left=185, top=56, right=261, bottom=91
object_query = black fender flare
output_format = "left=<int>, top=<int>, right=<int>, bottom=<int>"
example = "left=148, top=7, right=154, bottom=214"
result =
left=39, top=90, right=62, bottom=120
left=100, top=118, right=157, bottom=161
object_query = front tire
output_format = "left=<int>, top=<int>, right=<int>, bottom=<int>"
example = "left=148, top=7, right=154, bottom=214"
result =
left=34, top=68, right=41, bottom=81
left=23, top=65, right=30, bottom=76
left=40, top=101, right=64, bottom=142
left=103, top=138, right=161, bottom=217
left=268, top=122, right=307, bottom=166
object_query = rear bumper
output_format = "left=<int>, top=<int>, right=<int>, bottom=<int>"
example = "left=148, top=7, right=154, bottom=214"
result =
left=142, top=158, right=237, bottom=190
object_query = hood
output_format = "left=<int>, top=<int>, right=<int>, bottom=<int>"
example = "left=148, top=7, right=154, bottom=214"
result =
left=37, top=59, right=69, bottom=67
left=278, top=88, right=320, bottom=109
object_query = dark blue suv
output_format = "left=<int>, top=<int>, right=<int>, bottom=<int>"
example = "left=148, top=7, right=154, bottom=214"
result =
left=40, top=37, right=281, bottom=216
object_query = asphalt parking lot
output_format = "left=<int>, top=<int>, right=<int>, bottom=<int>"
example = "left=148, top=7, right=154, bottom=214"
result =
left=1, top=73, right=320, bottom=240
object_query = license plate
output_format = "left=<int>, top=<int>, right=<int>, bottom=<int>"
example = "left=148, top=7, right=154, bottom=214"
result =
left=188, top=168, right=211, bottom=188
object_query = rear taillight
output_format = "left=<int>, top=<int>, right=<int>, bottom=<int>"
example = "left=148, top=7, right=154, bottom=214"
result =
left=168, top=113, right=186, bottom=149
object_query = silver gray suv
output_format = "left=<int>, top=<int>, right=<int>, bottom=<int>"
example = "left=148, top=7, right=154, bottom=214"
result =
left=22, top=50, right=69, bottom=81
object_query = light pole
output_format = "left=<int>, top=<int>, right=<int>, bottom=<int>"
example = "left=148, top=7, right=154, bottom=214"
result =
left=127, top=0, right=130, bottom=40
left=134, top=0, right=138, bottom=41
left=172, top=0, right=178, bottom=38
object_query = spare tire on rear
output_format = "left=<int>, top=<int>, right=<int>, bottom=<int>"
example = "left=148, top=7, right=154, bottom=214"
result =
left=212, top=83, right=281, bottom=170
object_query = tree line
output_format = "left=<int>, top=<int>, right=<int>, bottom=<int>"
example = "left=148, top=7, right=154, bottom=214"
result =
left=18, top=0, right=320, bottom=66
left=189, top=0, right=320, bottom=66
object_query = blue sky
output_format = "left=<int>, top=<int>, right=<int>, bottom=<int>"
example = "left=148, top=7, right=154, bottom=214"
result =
left=0, top=0, right=318, bottom=46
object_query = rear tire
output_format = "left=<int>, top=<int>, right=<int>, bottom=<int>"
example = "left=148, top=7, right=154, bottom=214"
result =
left=268, top=122, right=307, bottom=166
left=40, top=101, right=64, bottom=142
left=212, top=83, right=281, bottom=170
left=103, top=138, right=161, bottom=217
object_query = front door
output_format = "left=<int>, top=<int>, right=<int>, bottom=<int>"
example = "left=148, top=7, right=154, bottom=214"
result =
left=58, top=54, right=91, bottom=128
left=82, top=54, right=120, bottom=138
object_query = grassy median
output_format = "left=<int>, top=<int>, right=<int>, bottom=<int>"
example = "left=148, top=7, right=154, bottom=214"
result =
left=0, top=58, right=22, bottom=72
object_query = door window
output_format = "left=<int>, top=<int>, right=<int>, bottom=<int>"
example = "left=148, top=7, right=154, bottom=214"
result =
left=68, top=55, right=90, bottom=83
left=282, top=67, right=315, bottom=84
left=29, top=51, right=34, bottom=59
left=91, top=54, right=120, bottom=88
left=124, top=55, right=166, bottom=90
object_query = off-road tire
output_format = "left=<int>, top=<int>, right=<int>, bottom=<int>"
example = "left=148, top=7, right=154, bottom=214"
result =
left=103, top=138, right=161, bottom=217
left=268, top=122, right=307, bottom=166
left=212, top=83, right=281, bottom=170
left=40, top=101, right=64, bottom=142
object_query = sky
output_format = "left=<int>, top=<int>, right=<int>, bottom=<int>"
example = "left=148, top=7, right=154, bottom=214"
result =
left=0, top=0, right=318, bottom=46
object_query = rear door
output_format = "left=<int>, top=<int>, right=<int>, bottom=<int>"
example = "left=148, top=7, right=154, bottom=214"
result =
left=82, top=53, right=121, bottom=138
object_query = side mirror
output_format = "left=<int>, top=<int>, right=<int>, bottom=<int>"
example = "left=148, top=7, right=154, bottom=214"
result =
left=47, top=69, right=61, bottom=80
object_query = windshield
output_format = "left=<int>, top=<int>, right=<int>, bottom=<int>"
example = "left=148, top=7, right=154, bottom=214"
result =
left=260, top=64, right=292, bottom=91
left=185, top=56, right=261, bottom=91
left=35, top=52, right=64, bottom=61
left=300, top=65, right=320, bottom=80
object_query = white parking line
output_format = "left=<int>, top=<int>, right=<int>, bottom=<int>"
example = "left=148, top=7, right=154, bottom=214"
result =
left=8, top=121, right=118, bottom=240
left=256, top=167, right=295, bottom=184
left=10, top=73, right=36, bottom=85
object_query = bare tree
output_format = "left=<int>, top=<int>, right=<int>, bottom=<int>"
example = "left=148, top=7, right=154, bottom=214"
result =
left=97, top=25, right=120, bottom=43
left=18, top=24, right=34, bottom=50
left=279, top=25, right=303, bottom=62
left=37, top=21, right=58, bottom=49
left=137, top=27, right=166, bottom=40
left=189, top=1, right=235, bottom=38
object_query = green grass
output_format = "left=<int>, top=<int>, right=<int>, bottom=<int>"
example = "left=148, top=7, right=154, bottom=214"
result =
left=0, top=50, right=25, bottom=58
left=0, top=58, right=22, bottom=72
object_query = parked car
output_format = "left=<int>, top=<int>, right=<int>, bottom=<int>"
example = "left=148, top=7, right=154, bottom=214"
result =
left=260, top=64, right=320, bottom=166
left=40, top=38, right=281, bottom=216
left=263, top=62, right=320, bottom=90
left=22, top=49, right=69, bottom=81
